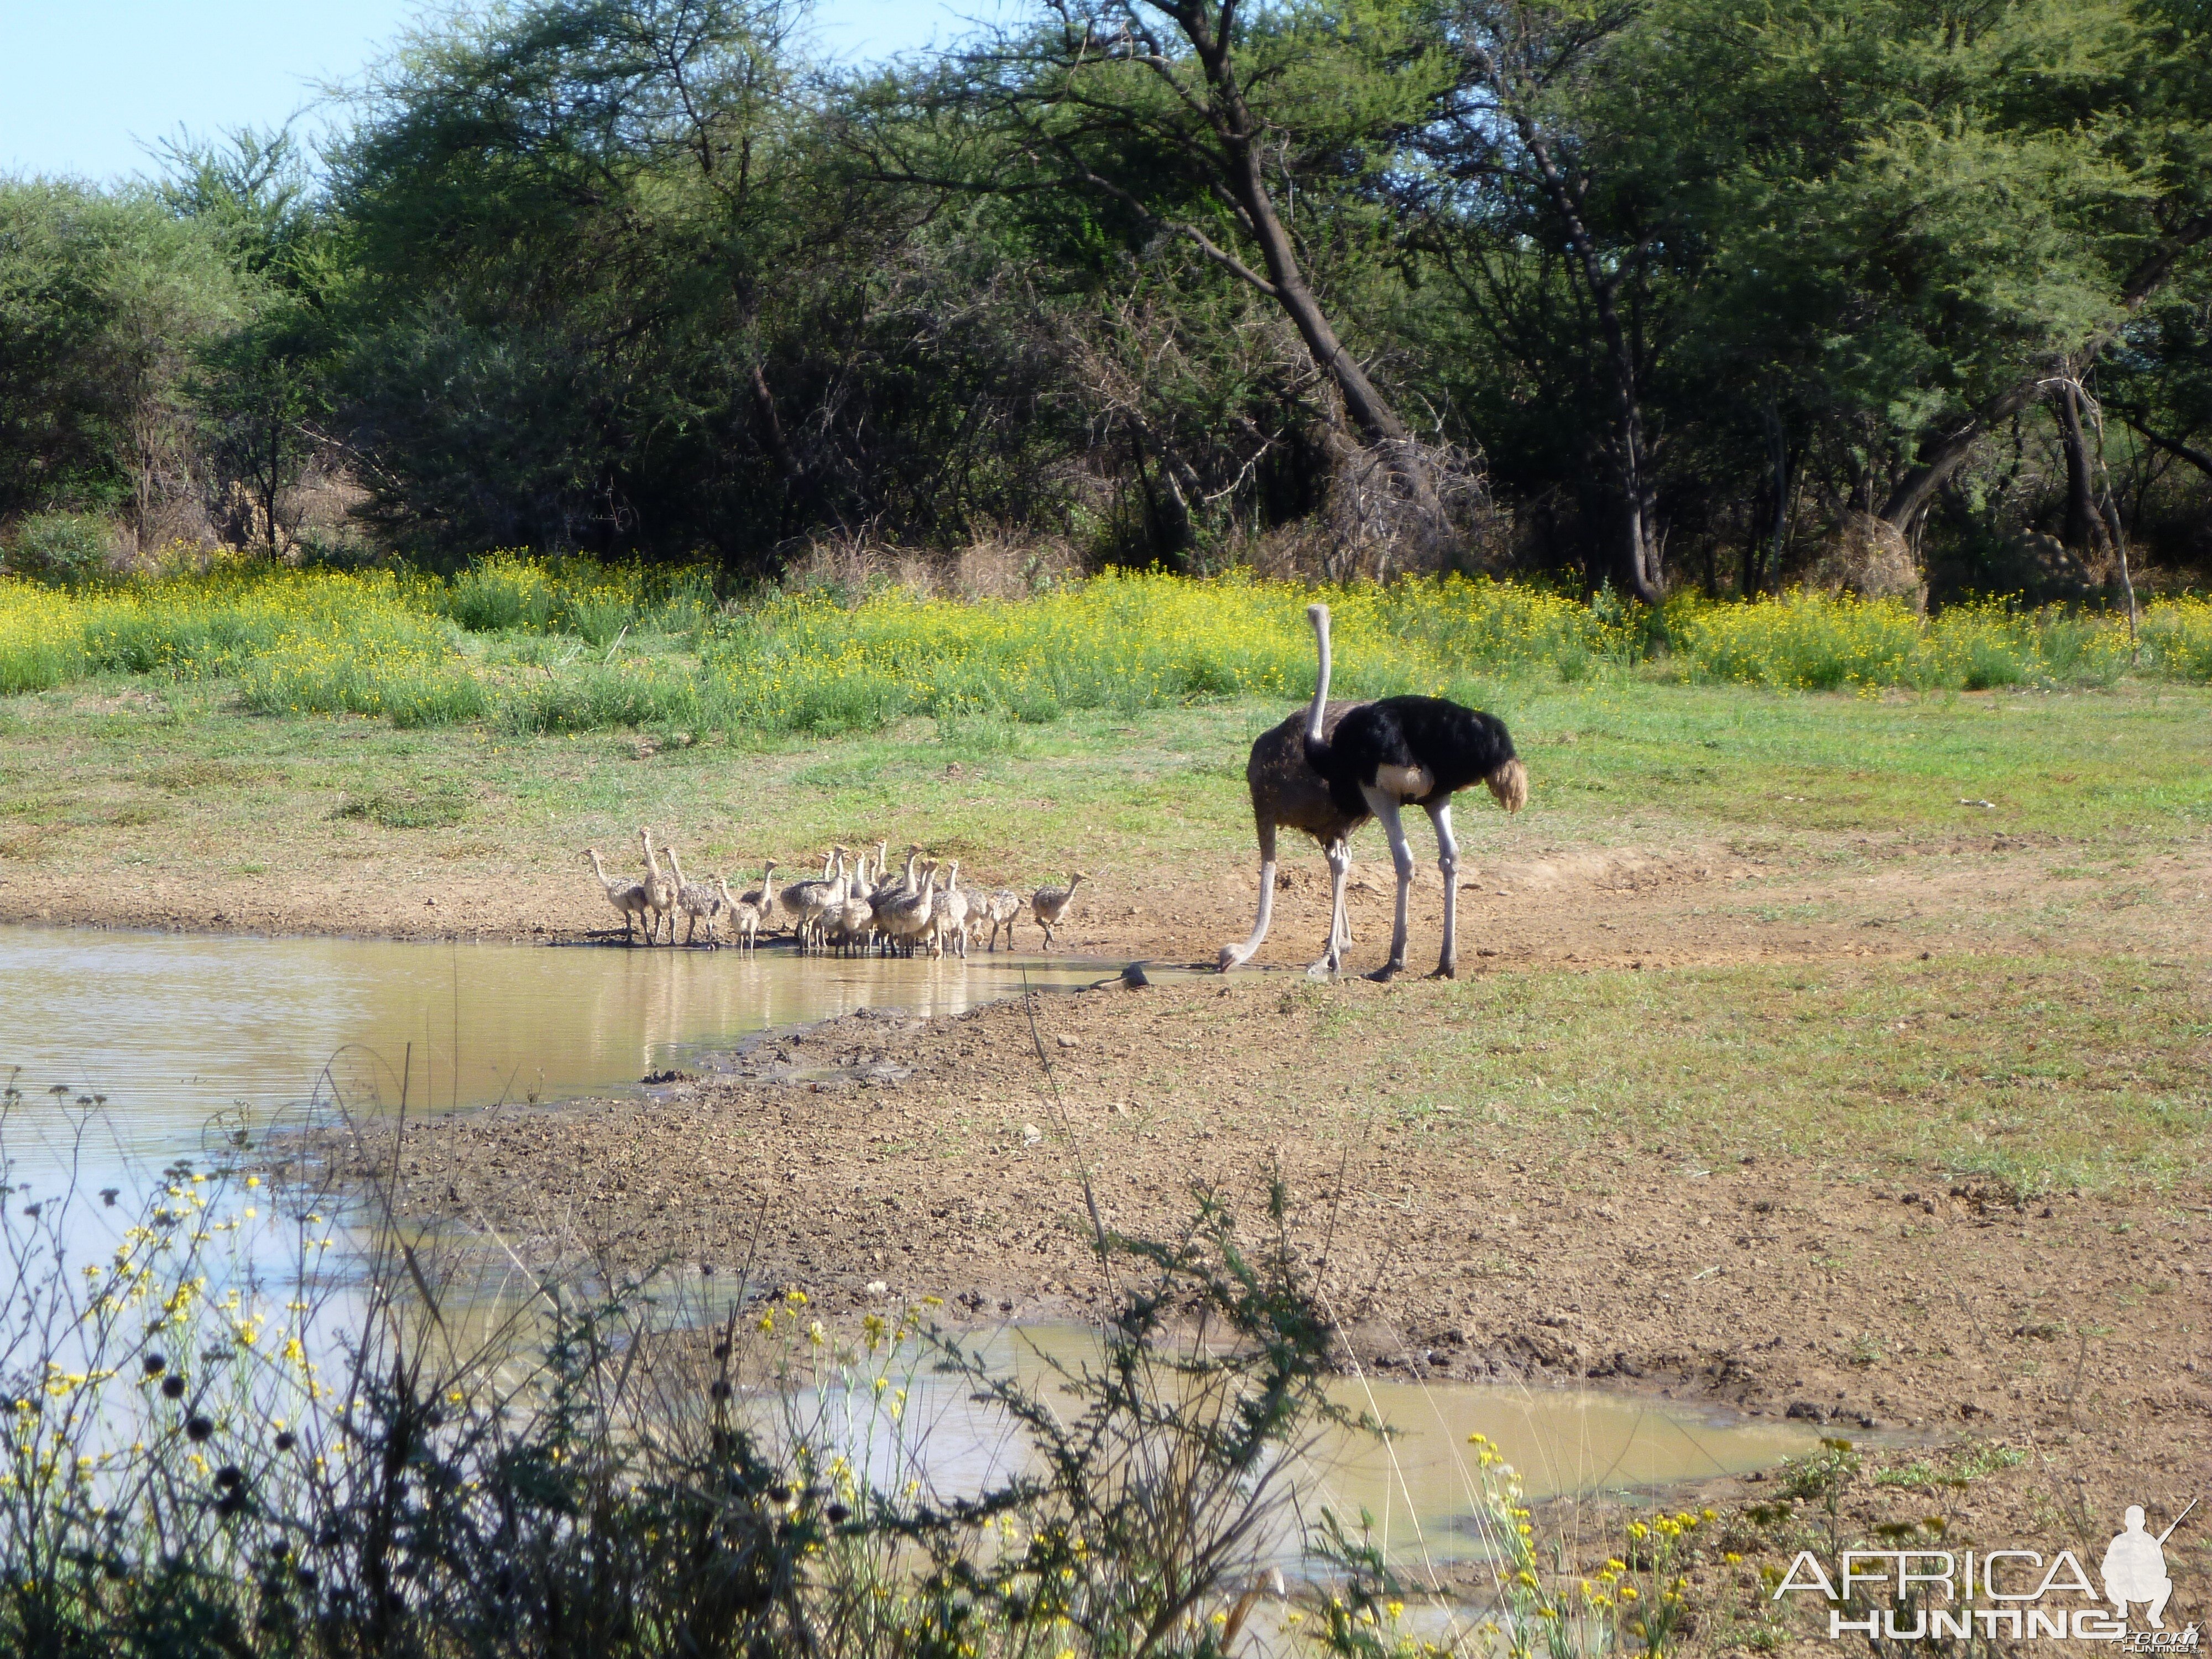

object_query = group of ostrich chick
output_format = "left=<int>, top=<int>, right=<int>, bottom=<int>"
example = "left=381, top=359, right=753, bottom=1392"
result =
left=577, top=603, right=1526, bottom=978
left=584, top=832, right=1087, bottom=958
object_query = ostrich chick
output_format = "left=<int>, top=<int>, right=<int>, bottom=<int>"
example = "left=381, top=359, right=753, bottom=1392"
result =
left=931, top=859, right=971, bottom=958
left=664, top=846, right=723, bottom=946
left=1030, top=873, right=1086, bottom=951
left=1301, top=603, right=1526, bottom=980
left=638, top=828, right=678, bottom=946
left=983, top=888, right=1023, bottom=952
left=718, top=877, right=764, bottom=951
left=1217, top=698, right=1371, bottom=975
left=586, top=848, right=651, bottom=945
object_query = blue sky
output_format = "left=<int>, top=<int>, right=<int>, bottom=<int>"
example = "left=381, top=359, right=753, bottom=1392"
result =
left=0, top=0, right=981, bottom=182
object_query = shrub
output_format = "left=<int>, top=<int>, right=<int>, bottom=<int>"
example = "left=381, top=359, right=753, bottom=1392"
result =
left=0, top=1106, right=1376, bottom=1659
left=332, top=781, right=470, bottom=828
left=2, top=512, right=114, bottom=586
left=0, top=580, right=86, bottom=692
left=2142, top=595, right=2212, bottom=681
left=446, top=554, right=556, bottom=632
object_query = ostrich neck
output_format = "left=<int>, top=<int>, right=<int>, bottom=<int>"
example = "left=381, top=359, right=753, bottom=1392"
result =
left=1306, top=624, right=1333, bottom=747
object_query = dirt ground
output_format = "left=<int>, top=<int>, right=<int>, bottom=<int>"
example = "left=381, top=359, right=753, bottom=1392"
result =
left=12, top=817, right=2212, bottom=972
left=303, top=901, right=2212, bottom=1637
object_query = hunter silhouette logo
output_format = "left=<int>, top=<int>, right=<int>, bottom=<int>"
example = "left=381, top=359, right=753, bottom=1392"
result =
left=2105, top=1500, right=2195, bottom=1630
left=1775, top=1496, right=2199, bottom=1642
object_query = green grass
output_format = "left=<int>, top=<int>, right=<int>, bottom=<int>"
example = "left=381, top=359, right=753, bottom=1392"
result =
left=2, top=677, right=2206, bottom=891
left=1233, top=952, right=2211, bottom=1193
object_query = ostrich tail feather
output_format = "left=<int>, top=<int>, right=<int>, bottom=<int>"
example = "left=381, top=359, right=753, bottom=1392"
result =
left=1486, top=757, right=1528, bottom=814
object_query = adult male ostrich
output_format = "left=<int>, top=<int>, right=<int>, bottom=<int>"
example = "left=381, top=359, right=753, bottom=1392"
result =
left=1216, top=698, right=1373, bottom=974
left=1300, top=603, right=1526, bottom=980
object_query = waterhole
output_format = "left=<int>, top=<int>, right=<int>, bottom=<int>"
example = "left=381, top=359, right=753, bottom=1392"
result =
left=1, top=923, right=1818, bottom=1571
left=780, top=1322, right=1819, bottom=1570
left=0, top=921, right=1121, bottom=1183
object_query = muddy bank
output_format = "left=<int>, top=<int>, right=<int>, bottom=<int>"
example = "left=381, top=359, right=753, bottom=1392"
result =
left=314, top=973, right=2211, bottom=1605
left=12, top=830, right=2211, bottom=977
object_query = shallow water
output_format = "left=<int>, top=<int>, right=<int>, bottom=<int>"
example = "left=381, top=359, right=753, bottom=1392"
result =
left=0, top=922, right=1121, bottom=1185
left=0, top=923, right=1817, bottom=1575
left=789, top=1322, right=1819, bottom=1571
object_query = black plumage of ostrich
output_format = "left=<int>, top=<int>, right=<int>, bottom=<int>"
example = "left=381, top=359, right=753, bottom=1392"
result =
left=1298, top=603, right=1527, bottom=979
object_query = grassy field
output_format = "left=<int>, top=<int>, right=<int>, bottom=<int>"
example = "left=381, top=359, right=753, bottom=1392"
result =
left=3, top=671, right=2207, bottom=884
left=1248, top=953, right=2211, bottom=1193
left=3, top=571, right=2210, bottom=1659
left=4, top=564, right=2211, bottom=734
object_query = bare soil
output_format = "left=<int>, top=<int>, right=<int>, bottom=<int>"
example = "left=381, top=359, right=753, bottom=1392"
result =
left=12, top=822, right=2212, bottom=971
left=310, top=949, right=2212, bottom=1634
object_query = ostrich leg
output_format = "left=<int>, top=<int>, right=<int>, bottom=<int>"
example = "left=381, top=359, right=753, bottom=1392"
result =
left=1311, top=837, right=1353, bottom=979
left=1219, top=818, right=1280, bottom=970
left=1427, top=801, right=1459, bottom=979
left=1363, top=789, right=1416, bottom=981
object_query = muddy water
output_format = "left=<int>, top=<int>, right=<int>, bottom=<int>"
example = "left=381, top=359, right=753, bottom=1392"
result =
left=0, top=922, right=1119, bottom=1182
left=0, top=924, right=1817, bottom=1569
left=794, top=1323, right=1819, bottom=1571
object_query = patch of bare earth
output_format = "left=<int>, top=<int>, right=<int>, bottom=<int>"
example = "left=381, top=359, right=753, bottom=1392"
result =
left=314, top=962, right=2211, bottom=1634
left=9, top=830, right=2211, bottom=967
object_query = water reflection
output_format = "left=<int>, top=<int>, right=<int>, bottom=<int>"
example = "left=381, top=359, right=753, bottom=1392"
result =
left=774, top=1322, right=1818, bottom=1571
left=0, top=922, right=1120, bottom=1182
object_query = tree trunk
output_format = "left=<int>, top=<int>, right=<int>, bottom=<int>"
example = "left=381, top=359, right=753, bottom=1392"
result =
left=1176, top=4, right=1421, bottom=456
left=2052, top=383, right=2109, bottom=555
left=1881, top=212, right=2212, bottom=532
left=1463, top=44, right=1661, bottom=601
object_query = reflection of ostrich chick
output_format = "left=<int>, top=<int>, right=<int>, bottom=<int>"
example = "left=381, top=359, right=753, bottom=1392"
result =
left=586, top=848, right=651, bottom=946
left=1217, top=699, right=1371, bottom=974
left=1031, top=874, right=1086, bottom=950
left=1301, top=604, right=1526, bottom=980
left=638, top=828, right=677, bottom=946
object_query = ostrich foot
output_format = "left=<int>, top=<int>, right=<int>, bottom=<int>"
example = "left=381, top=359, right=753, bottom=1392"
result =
left=1367, top=962, right=1404, bottom=983
left=1426, top=963, right=1456, bottom=980
left=1306, top=958, right=1335, bottom=980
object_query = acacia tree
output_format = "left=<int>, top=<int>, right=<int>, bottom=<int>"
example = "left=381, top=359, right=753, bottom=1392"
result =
left=330, top=0, right=895, bottom=560
left=1411, top=0, right=2205, bottom=591
left=1409, top=0, right=1692, bottom=601
left=887, top=0, right=1451, bottom=472
left=159, top=127, right=333, bottom=555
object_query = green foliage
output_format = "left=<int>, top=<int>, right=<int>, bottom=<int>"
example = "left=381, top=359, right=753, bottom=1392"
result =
left=0, top=180, right=245, bottom=523
left=0, top=1129, right=1367, bottom=1659
left=3, top=512, right=113, bottom=586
